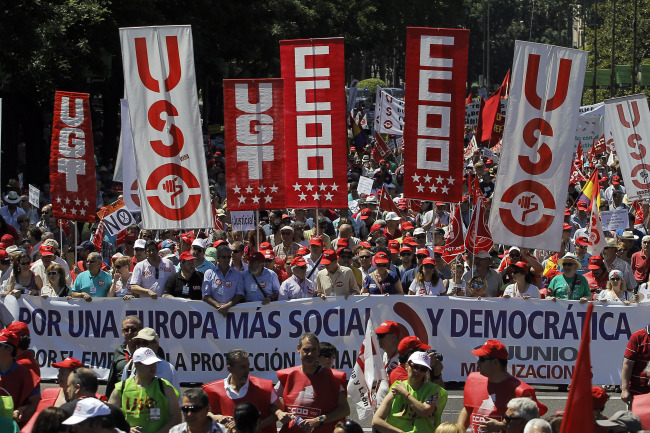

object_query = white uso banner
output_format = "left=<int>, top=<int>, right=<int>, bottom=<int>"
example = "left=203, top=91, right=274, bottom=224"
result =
left=489, top=42, right=588, bottom=251
left=1, top=296, right=641, bottom=385
left=120, top=25, right=212, bottom=229
left=120, top=99, right=141, bottom=213
left=374, top=86, right=405, bottom=135
left=605, top=94, right=650, bottom=201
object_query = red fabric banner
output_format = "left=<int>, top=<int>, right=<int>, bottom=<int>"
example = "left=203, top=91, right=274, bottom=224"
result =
left=378, top=188, right=401, bottom=215
left=403, top=28, right=469, bottom=202
left=465, top=184, right=493, bottom=254
left=280, top=38, right=347, bottom=208
left=371, top=132, right=390, bottom=163
left=223, top=79, right=286, bottom=211
left=442, top=204, right=465, bottom=263
left=49, top=91, right=97, bottom=222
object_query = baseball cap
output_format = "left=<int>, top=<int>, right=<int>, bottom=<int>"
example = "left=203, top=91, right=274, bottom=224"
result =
left=291, top=256, right=307, bottom=267
left=320, top=249, right=338, bottom=265
left=401, top=221, right=414, bottom=231
left=575, top=236, right=589, bottom=246
left=398, top=336, right=431, bottom=355
left=297, top=246, right=310, bottom=256
left=213, top=239, right=229, bottom=249
left=134, top=239, right=146, bottom=249
left=413, top=228, right=426, bottom=236
left=191, top=238, right=207, bottom=250
left=62, top=398, right=112, bottom=425
left=612, top=176, right=621, bottom=185
left=309, top=237, right=324, bottom=247
left=359, top=241, right=372, bottom=249
left=596, top=410, right=642, bottom=432
left=132, top=347, right=160, bottom=365
left=39, top=244, right=55, bottom=257
left=52, top=357, right=83, bottom=370
left=422, top=257, right=436, bottom=266
left=160, top=239, right=176, bottom=249
left=249, top=252, right=265, bottom=263
left=592, top=387, right=609, bottom=410
left=385, top=212, right=401, bottom=221
left=0, top=329, right=18, bottom=348
left=374, top=251, right=390, bottom=264
left=403, top=237, right=418, bottom=247
left=205, top=247, right=217, bottom=263
left=471, top=339, right=508, bottom=360
left=360, top=208, right=372, bottom=220
left=0, top=249, right=8, bottom=261
left=259, top=242, right=273, bottom=251
left=408, top=351, right=431, bottom=370
left=264, top=250, right=275, bottom=260
left=588, top=255, right=604, bottom=270
left=510, top=261, right=529, bottom=273
left=564, top=208, right=571, bottom=216
left=577, top=201, right=588, bottom=210
left=370, top=224, right=382, bottom=233
left=337, top=238, right=350, bottom=247
left=337, top=247, right=353, bottom=256
left=609, top=269, right=623, bottom=279
left=365, top=195, right=377, bottom=205
left=133, top=327, right=159, bottom=342
left=434, top=246, right=444, bottom=255
left=280, top=226, right=294, bottom=233
left=180, top=232, right=196, bottom=244
left=399, top=246, right=412, bottom=254
left=6, top=321, right=29, bottom=337
left=375, top=321, right=400, bottom=335
left=76, top=240, right=96, bottom=252
left=563, top=223, right=573, bottom=231
left=1, top=234, right=14, bottom=246
left=416, top=248, right=430, bottom=257
left=179, top=251, right=195, bottom=262
left=434, top=227, right=445, bottom=235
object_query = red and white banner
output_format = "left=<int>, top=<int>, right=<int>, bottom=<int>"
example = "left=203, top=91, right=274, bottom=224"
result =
left=372, top=132, right=390, bottom=163
left=604, top=94, right=650, bottom=201
left=465, top=190, right=494, bottom=254
left=120, top=25, right=211, bottom=229
left=280, top=38, right=347, bottom=208
left=224, top=79, right=286, bottom=211
left=374, top=86, right=405, bottom=135
left=442, top=204, right=465, bottom=263
left=489, top=42, right=588, bottom=251
left=403, top=28, right=469, bottom=202
left=49, top=91, right=97, bottom=222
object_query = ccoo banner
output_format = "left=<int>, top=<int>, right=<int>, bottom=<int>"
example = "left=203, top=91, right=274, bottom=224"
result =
left=280, top=38, right=348, bottom=209
left=403, top=27, right=469, bottom=203
left=49, top=91, right=97, bottom=223
left=604, top=94, right=650, bottom=201
left=224, top=79, right=286, bottom=211
left=489, top=42, right=588, bottom=251
left=120, top=25, right=211, bottom=229
left=1, top=296, right=642, bottom=385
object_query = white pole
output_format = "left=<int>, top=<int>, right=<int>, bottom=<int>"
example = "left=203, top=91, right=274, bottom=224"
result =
left=256, top=210, right=260, bottom=251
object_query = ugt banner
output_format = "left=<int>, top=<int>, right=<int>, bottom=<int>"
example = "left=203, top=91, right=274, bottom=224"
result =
left=224, top=79, right=286, bottom=211
left=280, top=38, right=347, bottom=209
left=49, top=91, right=97, bottom=222
left=120, top=25, right=212, bottom=229
left=403, top=28, right=469, bottom=202
left=604, top=94, right=650, bottom=201
left=489, top=42, right=587, bottom=251
left=1, top=295, right=643, bottom=385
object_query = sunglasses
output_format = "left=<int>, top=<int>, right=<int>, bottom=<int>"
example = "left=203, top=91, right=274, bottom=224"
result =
left=20, top=261, right=31, bottom=266
left=610, top=277, right=622, bottom=281
left=219, top=255, right=232, bottom=259
left=478, top=356, right=495, bottom=363
left=408, top=362, right=429, bottom=373
left=122, top=327, right=140, bottom=333
left=400, top=252, right=412, bottom=257
left=181, top=405, right=205, bottom=413
left=471, top=283, right=484, bottom=289
left=359, top=255, right=372, bottom=259
left=87, top=260, right=100, bottom=264
left=376, top=263, right=388, bottom=268
left=47, top=271, right=59, bottom=276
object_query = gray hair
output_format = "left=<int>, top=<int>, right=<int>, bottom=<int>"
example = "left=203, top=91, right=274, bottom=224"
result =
left=523, top=418, right=552, bottom=433
left=507, top=397, right=539, bottom=421
left=87, top=252, right=102, bottom=262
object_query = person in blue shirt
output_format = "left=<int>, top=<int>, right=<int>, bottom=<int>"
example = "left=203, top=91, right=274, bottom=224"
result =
left=242, top=252, right=280, bottom=304
left=202, top=245, right=244, bottom=316
left=71, top=252, right=112, bottom=301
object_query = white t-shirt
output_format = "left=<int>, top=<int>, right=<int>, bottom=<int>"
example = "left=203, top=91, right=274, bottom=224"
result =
left=130, top=258, right=175, bottom=296
left=408, top=278, right=446, bottom=295
left=502, top=283, right=541, bottom=298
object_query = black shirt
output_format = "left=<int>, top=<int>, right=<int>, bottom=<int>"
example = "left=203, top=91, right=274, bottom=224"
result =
left=163, top=270, right=204, bottom=300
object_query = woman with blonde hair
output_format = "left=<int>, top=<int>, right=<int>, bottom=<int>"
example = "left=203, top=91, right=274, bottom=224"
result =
left=3, top=251, right=41, bottom=297
left=41, top=263, right=71, bottom=298
left=108, top=256, right=133, bottom=299
left=467, top=276, right=487, bottom=298
left=434, top=423, right=465, bottom=433
left=598, top=270, right=635, bottom=304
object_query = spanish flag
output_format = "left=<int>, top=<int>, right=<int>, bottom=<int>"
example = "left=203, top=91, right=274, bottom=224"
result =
left=578, top=169, right=601, bottom=211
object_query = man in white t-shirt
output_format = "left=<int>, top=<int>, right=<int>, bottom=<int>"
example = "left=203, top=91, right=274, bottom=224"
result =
left=129, top=240, right=175, bottom=297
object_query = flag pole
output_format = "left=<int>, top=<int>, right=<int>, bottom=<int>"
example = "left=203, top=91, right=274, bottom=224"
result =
left=315, top=209, right=320, bottom=237
left=74, top=222, right=78, bottom=269
left=256, top=210, right=260, bottom=251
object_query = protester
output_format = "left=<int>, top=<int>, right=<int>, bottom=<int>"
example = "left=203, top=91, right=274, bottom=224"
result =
left=171, top=388, right=227, bottom=433
left=29, top=407, right=65, bottom=433
left=278, top=255, right=315, bottom=300
left=105, top=315, right=143, bottom=398
left=598, top=270, right=635, bottom=303
left=202, top=244, right=245, bottom=316
left=546, top=253, right=590, bottom=302
left=4, top=251, right=42, bottom=296
left=622, top=323, right=650, bottom=404
left=408, top=257, right=445, bottom=295
left=40, top=263, right=71, bottom=298
left=243, top=252, right=280, bottom=304
left=376, top=320, right=401, bottom=376
left=71, top=251, right=112, bottom=300
left=362, top=251, right=403, bottom=295
left=6, top=321, right=40, bottom=376
left=61, top=398, right=123, bottom=433
left=108, top=255, right=133, bottom=298
left=502, top=261, right=540, bottom=299
left=129, top=240, right=175, bottom=298
left=164, top=251, right=204, bottom=300
left=316, top=249, right=359, bottom=298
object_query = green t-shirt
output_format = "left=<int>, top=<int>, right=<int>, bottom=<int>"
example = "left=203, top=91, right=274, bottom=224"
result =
left=385, top=380, right=448, bottom=432
left=548, top=274, right=591, bottom=300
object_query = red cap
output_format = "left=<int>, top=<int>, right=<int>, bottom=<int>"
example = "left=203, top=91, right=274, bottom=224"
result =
left=282, top=213, right=291, bottom=220
left=309, top=237, right=324, bottom=247
left=416, top=248, right=430, bottom=257
left=375, top=320, right=400, bottom=335
left=422, top=257, right=436, bottom=266
left=434, top=246, right=444, bottom=255
left=337, top=247, right=353, bottom=256
left=388, top=240, right=400, bottom=249
left=398, top=205, right=407, bottom=211
left=179, top=251, right=195, bottom=262
left=563, top=223, right=573, bottom=231
left=249, top=252, right=265, bottom=263
left=370, top=224, right=382, bottom=233
left=592, top=387, right=609, bottom=409
left=6, top=321, right=29, bottom=337
left=403, top=237, right=418, bottom=247
left=398, top=336, right=431, bottom=355
left=274, top=257, right=285, bottom=266
left=486, top=158, right=494, bottom=164
left=1, top=235, right=14, bottom=246
left=0, top=329, right=18, bottom=348
left=577, top=201, right=588, bottom=210
left=575, top=236, right=589, bottom=246
left=612, top=176, right=621, bottom=185
left=39, top=245, right=55, bottom=257
left=379, top=159, right=386, bottom=164
left=51, top=357, right=83, bottom=370
left=374, top=251, right=390, bottom=264
left=337, top=238, right=350, bottom=246
left=359, top=241, right=372, bottom=249
left=399, top=246, right=412, bottom=254
left=435, top=202, right=445, bottom=206
left=471, top=339, right=508, bottom=360
left=564, top=208, right=571, bottom=216
left=0, top=249, right=8, bottom=261
left=320, top=249, right=338, bottom=265
left=360, top=208, right=372, bottom=220
left=291, top=256, right=307, bottom=267
left=213, top=239, right=228, bottom=249
left=264, top=250, right=275, bottom=260
left=181, top=231, right=196, bottom=244
left=588, top=255, right=604, bottom=270
left=510, top=261, right=530, bottom=274
left=350, top=146, right=356, bottom=152
left=259, top=242, right=273, bottom=251
left=297, top=246, right=310, bottom=256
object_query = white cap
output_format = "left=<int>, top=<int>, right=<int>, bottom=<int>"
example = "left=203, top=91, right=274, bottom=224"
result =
left=365, top=195, right=377, bottom=204
left=192, top=238, right=207, bottom=249
left=134, top=239, right=146, bottom=249
left=413, top=228, right=426, bottom=236
left=159, top=248, right=174, bottom=260
left=474, top=250, right=491, bottom=259
left=385, top=212, right=401, bottom=221
left=62, top=398, right=111, bottom=425
left=132, top=347, right=160, bottom=365
left=407, top=351, right=431, bottom=370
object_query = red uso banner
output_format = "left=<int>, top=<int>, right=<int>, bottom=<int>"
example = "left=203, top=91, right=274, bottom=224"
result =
left=280, top=38, right=347, bottom=208
left=223, top=79, right=286, bottom=210
left=604, top=94, right=650, bottom=201
left=402, top=28, right=469, bottom=202
left=489, top=42, right=588, bottom=251
left=119, top=25, right=212, bottom=229
left=49, top=91, right=97, bottom=222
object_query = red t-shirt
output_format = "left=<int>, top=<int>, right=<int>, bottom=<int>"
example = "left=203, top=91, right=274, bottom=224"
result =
left=0, top=361, right=40, bottom=426
left=389, top=364, right=407, bottom=385
left=16, top=351, right=40, bottom=377
left=584, top=271, right=608, bottom=295
left=624, top=326, right=650, bottom=395
left=463, top=372, right=546, bottom=433
left=631, top=251, right=650, bottom=282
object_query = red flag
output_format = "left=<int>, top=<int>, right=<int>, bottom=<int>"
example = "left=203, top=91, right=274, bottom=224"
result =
left=92, top=220, right=104, bottom=253
left=474, top=98, right=486, bottom=146
left=575, top=141, right=584, bottom=166
left=569, top=162, right=588, bottom=185
left=378, top=188, right=402, bottom=215
left=500, top=69, right=510, bottom=99
left=59, top=221, right=71, bottom=238
left=211, top=204, right=224, bottom=231
left=465, top=188, right=493, bottom=254
left=371, top=132, right=390, bottom=163
left=442, top=204, right=465, bottom=263
left=465, top=93, right=472, bottom=105
left=408, top=199, right=422, bottom=213
left=478, top=72, right=509, bottom=144
left=116, top=229, right=126, bottom=248
left=635, top=201, right=646, bottom=225
left=559, top=302, right=594, bottom=433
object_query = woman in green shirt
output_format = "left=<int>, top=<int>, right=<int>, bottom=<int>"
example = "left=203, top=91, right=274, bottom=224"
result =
left=372, top=352, right=447, bottom=433
left=546, top=253, right=590, bottom=302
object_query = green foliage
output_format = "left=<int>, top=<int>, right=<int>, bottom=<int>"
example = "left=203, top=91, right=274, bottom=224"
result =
left=357, top=78, right=387, bottom=95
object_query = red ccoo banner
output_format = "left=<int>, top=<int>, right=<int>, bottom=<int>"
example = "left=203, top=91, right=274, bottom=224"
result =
left=49, top=91, right=97, bottom=222
left=403, top=28, right=469, bottom=202
left=280, top=38, right=347, bottom=208
left=224, top=79, right=286, bottom=211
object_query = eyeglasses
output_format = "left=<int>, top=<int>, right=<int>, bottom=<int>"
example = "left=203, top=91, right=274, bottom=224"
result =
left=562, top=263, right=575, bottom=267
left=376, top=263, right=388, bottom=268
left=408, top=362, right=429, bottom=373
left=122, top=327, right=140, bottom=333
left=47, top=271, right=59, bottom=276
left=359, top=255, right=372, bottom=259
left=87, top=260, right=100, bottom=264
left=180, top=405, right=205, bottom=414
left=504, top=416, right=524, bottom=423
left=471, top=283, right=485, bottom=289
left=610, top=277, right=622, bottom=281
left=281, top=232, right=293, bottom=236
left=400, top=252, right=412, bottom=257
left=478, top=356, right=495, bottom=363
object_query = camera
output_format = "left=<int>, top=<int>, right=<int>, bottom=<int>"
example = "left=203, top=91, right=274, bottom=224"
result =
left=427, top=349, right=443, bottom=362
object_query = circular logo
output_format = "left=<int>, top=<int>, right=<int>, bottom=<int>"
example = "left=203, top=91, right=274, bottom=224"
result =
left=98, top=281, right=105, bottom=287
left=260, top=282, right=266, bottom=288
left=116, top=209, right=133, bottom=225
left=630, top=164, right=650, bottom=190
left=499, top=180, right=556, bottom=237
left=130, top=180, right=141, bottom=207
left=383, top=120, right=393, bottom=129
left=336, top=281, right=343, bottom=287
left=145, top=163, right=202, bottom=220
left=215, top=279, right=222, bottom=285
left=225, top=281, right=232, bottom=287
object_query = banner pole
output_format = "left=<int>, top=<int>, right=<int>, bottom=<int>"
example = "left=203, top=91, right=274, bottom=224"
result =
left=74, top=222, right=78, bottom=268
left=256, top=210, right=260, bottom=251
left=316, top=209, right=320, bottom=237
left=59, top=221, right=63, bottom=251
